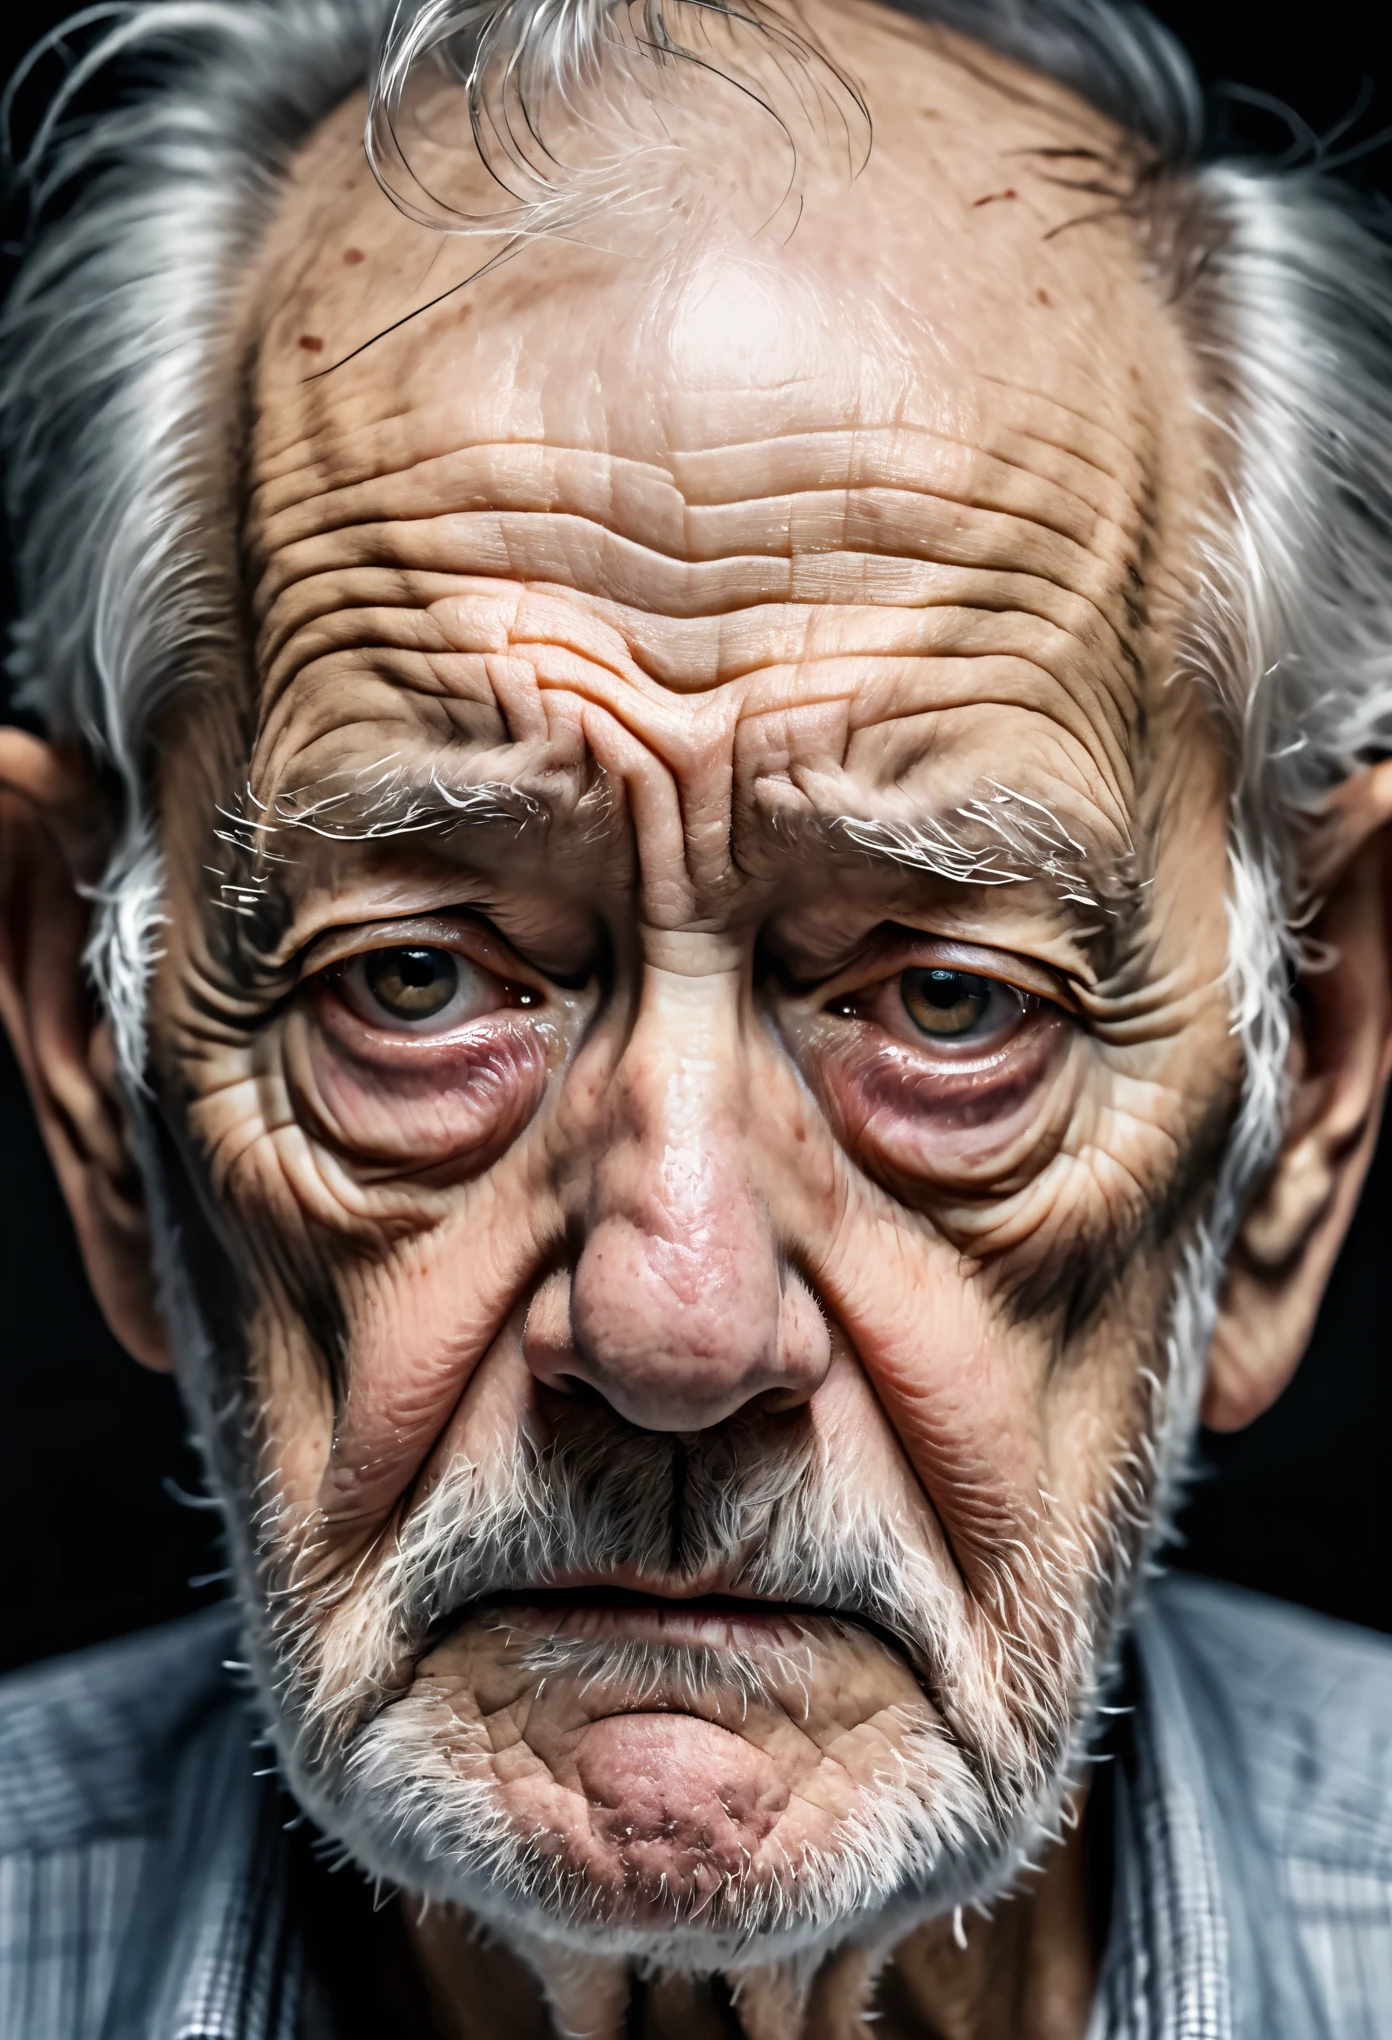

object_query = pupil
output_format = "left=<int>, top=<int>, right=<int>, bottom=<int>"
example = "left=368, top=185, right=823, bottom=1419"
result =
left=397, top=950, right=442, bottom=989
left=901, top=967, right=994, bottom=1039
left=922, top=969, right=971, bottom=1007
left=365, top=946, right=458, bottom=1019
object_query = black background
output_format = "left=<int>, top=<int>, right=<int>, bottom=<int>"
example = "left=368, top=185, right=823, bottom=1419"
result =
left=2, top=0, right=1391, bottom=1675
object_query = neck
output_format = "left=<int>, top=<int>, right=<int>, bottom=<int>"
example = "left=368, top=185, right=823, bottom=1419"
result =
left=401, top=1787, right=1103, bottom=2040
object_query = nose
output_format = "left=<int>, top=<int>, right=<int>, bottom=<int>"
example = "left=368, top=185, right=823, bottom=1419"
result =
left=524, top=957, right=831, bottom=1431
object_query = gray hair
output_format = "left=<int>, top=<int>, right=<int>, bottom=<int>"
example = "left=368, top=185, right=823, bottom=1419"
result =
left=4, top=0, right=1392, bottom=1241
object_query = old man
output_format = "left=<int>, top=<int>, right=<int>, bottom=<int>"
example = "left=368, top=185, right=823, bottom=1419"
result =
left=1, top=0, right=1391, bottom=2034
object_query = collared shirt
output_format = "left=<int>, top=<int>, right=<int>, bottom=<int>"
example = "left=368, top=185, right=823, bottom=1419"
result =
left=1, top=1575, right=1389, bottom=2039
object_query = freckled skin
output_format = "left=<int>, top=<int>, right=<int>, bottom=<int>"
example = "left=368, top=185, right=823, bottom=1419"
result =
left=143, top=1, right=1238, bottom=2026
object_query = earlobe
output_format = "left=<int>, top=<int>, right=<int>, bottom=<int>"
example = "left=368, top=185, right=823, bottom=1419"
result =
left=1206, top=764, right=1392, bottom=1432
left=0, top=729, right=171, bottom=1372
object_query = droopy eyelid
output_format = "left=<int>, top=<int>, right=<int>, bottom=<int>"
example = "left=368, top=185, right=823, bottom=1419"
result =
left=812, top=933, right=1083, bottom=1014
left=295, top=913, right=532, bottom=991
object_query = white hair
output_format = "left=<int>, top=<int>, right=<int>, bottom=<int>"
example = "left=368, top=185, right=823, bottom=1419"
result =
left=4, top=0, right=1392, bottom=1199
left=148, top=1174, right=1217, bottom=1977
left=3, top=3, right=1319, bottom=1963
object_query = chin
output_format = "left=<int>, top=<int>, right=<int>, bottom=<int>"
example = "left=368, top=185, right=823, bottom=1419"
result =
left=263, top=1594, right=1077, bottom=1975
left=283, top=1704, right=1036, bottom=1974
left=221, top=1402, right=1144, bottom=1974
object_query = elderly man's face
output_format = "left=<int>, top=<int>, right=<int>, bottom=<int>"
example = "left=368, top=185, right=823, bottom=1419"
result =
left=142, top=5, right=1234, bottom=1962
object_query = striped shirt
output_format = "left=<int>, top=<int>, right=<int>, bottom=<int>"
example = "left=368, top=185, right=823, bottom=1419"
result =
left=1, top=1575, right=1389, bottom=2038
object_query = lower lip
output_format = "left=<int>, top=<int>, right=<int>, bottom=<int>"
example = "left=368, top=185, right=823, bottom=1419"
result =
left=482, top=1590, right=821, bottom=1653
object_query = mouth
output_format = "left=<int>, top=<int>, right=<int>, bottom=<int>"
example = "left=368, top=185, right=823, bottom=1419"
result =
left=447, top=1583, right=921, bottom=1672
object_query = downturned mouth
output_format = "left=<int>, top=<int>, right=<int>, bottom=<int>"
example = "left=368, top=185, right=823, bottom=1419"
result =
left=455, top=1584, right=918, bottom=1667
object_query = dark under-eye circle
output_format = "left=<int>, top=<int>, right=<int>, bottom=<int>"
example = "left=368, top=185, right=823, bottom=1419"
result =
left=901, top=967, right=1003, bottom=1040
left=363, top=946, right=459, bottom=1022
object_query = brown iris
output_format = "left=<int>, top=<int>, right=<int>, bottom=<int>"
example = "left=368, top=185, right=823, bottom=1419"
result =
left=363, top=946, right=460, bottom=1022
left=900, top=967, right=1000, bottom=1040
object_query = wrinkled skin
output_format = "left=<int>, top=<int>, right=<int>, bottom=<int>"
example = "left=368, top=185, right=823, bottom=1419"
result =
left=159, top=6, right=1230, bottom=2027
left=139, top=8, right=1237, bottom=2019
left=10, top=4, right=1392, bottom=2036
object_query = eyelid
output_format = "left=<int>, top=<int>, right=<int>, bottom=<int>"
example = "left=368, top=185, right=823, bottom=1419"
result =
left=822, top=936, right=1081, bottom=1014
left=297, top=914, right=536, bottom=991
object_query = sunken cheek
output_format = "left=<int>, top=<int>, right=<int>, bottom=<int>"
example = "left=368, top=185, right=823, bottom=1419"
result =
left=281, top=996, right=553, bottom=1172
left=801, top=1012, right=1078, bottom=1192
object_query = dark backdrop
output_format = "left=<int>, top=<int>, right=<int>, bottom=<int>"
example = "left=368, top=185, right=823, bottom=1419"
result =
left=2, top=0, right=1391, bottom=1675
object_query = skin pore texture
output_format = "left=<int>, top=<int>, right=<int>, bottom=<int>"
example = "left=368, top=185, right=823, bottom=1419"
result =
left=28, top=0, right=1392, bottom=2034
left=132, top=9, right=1239, bottom=2029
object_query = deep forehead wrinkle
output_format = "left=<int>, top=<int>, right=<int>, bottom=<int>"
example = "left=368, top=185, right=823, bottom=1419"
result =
left=221, top=0, right=1213, bottom=986
left=253, top=420, right=1144, bottom=552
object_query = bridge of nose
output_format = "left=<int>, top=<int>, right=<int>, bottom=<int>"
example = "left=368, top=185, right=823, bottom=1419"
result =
left=547, top=938, right=831, bottom=1429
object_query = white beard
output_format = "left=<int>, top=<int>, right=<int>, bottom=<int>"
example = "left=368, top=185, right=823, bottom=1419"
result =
left=145, top=1173, right=1225, bottom=1977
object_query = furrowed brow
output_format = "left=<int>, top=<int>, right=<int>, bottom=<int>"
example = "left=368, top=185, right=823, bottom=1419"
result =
left=798, top=780, right=1149, bottom=962
left=207, top=763, right=550, bottom=961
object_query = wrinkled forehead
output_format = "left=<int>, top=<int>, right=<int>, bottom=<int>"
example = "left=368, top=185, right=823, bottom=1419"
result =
left=247, top=11, right=1190, bottom=519
left=230, top=3, right=1210, bottom=912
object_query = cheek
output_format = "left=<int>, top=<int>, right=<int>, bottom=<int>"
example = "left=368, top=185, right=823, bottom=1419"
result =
left=283, top=1006, right=552, bottom=1170
left=815, top=1016, right=1083, bottom=1194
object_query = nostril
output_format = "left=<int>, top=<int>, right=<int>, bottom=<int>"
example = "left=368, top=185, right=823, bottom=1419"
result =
left=750, top=1384, right=811, bottom=1416
left=522, top=1268, right=576, bottom=1389
left=550, top=1371, right=595, bottom=1401
left=776, top=1266, right=832, bottom=1404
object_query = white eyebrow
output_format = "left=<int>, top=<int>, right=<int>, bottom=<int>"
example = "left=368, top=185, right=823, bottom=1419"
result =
left=230, top=760, right=543, bottom=841
left=808, top=780, right=1143, bottom=924
left=210, top=761, right=547, bottom=920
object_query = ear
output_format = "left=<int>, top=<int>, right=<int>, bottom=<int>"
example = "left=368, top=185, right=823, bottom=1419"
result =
left=0, top=728, right=170, bottom=1370
left=1206, top=761, right=1392, bottom=1431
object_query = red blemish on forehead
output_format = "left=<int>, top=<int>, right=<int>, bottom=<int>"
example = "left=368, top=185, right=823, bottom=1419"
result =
left=343, top=247, right=365, bottom=266
left=299, top=334, right=325, bottom=353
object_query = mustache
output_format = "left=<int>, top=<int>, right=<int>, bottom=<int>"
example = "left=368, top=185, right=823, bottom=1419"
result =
left=276, top=1398, right=1100, bottom=1808
left=367, top=1407, right=964, bottom=1695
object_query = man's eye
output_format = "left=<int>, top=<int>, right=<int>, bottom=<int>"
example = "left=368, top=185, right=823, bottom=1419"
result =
left=363, top=947, right=460, bottom=1021
left=899, top=968, right=1019, bottom=1042
left=328, top=943, right=524, bottom=1036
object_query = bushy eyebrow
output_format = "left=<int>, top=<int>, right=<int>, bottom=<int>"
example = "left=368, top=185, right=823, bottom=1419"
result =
left=207, top=760, right=1146, bottom=987
left=211, top=761, right=550, bottom=918
left=813, top=781, right=1123, bottom=901
left=227, top=761, right=544, bottom=853
left=204, top=763, right=557, bottom=985
left=787, top=780, right=1149, bottom=965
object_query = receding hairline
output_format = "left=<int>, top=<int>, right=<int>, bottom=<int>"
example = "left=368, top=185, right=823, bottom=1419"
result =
left=231, top=0, right=1209, bottom=750
left=242, top=0, right=1177, bottom=403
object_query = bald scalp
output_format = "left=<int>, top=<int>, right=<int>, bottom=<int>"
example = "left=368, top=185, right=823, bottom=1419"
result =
left=245, top=0, right=1201, bottom=585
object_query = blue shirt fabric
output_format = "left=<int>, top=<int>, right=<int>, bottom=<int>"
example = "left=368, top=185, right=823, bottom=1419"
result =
left=1, top=1575, right=1389, bottom=2039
